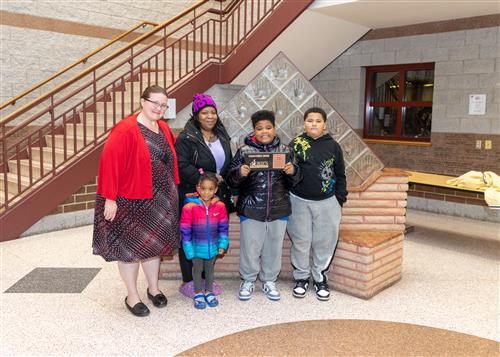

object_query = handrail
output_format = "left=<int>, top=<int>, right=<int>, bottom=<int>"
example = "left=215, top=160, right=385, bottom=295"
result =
left=0, top=0, right=210, bottom=125
left=208, top=0, right=240, bottom=15
left=0, top=20, right=158, bottom=111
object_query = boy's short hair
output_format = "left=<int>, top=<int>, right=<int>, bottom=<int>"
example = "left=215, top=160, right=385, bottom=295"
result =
left=197, top=172, right=218, bottom=187
left=251, top=110, right=275, bottom=128
left=304, top=107, right=327, bottom=122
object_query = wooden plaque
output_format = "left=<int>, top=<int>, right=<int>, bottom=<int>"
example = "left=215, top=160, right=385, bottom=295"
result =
left=244, top=152, right=288, bottom=171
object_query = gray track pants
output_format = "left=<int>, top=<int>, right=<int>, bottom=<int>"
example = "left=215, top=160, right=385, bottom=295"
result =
left=287, top=193, right=341, bottom=283
left=239, top=218, right=288, bottom=282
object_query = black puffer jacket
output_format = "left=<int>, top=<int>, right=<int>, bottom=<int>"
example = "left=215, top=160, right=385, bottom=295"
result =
left=174, top=117, right=233, bottom=212
left=227, top=134, right=301, bottom=222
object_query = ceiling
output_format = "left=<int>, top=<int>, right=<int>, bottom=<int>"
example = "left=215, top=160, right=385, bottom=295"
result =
left=309, top=0, right=500, bottom=29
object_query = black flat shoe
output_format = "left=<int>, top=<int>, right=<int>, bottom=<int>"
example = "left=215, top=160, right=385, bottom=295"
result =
left=124, top=297, right=150, bottom=317
left=147, top=289, right=168, bottom=308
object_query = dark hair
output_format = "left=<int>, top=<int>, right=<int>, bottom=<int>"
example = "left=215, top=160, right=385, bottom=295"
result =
left=304, top=107, right=327, bottom=122
left=251, top=110, right=275, bottom=128
left=198, top=172, right=218, bottom=187
left=141, top=85, right=167, bottom=100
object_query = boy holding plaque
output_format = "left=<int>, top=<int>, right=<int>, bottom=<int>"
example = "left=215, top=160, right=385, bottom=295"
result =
left=288, top=107, right=347, bottom=301
left=227, top=110, right=301, bottom=301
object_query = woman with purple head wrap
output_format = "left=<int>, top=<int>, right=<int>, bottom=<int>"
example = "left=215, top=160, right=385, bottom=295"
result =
left=174, top=93, right=234, bottom=297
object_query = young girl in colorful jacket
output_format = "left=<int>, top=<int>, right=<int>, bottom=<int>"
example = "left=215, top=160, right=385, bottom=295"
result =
left=180, top=172, right=229, bottom=309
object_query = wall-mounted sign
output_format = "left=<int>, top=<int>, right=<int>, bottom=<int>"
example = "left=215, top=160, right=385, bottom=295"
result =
left=468, top=94, right=486, bottom=115
left=164, top=98, right=176, bottom=119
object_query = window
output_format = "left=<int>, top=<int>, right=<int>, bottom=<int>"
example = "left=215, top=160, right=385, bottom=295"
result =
left=363, top=63, right=434, bottom=142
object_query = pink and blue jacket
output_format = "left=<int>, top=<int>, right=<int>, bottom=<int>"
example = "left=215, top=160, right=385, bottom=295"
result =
left=180, top=193, right=229, bottom=260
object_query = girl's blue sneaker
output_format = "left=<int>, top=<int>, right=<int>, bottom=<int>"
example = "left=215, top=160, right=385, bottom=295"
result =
left=205, top=292, right=219, bottom=307
left=194, top=294, right=206, bottom=309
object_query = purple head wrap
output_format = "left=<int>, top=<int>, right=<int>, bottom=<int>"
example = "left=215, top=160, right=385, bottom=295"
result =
left=192, top=93, right=217, bottom=114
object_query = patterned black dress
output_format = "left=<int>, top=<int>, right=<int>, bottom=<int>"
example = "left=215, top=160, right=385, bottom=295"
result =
left=92, top=123, right=179, bottom=262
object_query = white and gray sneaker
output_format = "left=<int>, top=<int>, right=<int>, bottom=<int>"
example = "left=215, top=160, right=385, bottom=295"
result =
left=314, top=280, right=330, bottom=301
left=238, top=281, right=255, bottom=301
left=262, top=281, right=281, bottom=301
left=292, top=279, right=309, bottom=298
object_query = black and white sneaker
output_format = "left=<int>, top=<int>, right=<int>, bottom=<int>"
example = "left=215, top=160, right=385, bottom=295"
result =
left=314, top=280, right=330, bottom=301
left=292, top=279, right=309, bottom=298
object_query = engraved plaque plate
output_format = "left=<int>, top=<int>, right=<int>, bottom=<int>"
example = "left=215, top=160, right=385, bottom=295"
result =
left=244, top=152, right=288, bottom=170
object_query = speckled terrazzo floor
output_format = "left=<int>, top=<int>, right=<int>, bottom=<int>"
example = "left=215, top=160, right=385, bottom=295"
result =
left=1, top=209, right=499, bottom=356
left=179, top=320, right=499, bottom=356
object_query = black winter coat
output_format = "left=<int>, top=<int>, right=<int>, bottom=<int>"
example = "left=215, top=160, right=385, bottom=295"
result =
left=174, top=117, right=234, bottom=212
left=227, top=134, right=301, bottom=222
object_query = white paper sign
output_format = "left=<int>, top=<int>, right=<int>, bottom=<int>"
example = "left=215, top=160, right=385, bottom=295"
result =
left=468, top=94, right=486, bottom=115
left=164, top=98, right=176, bottom=119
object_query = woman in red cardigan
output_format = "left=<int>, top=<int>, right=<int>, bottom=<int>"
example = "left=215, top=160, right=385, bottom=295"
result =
left=93, top=85, right=180, bottom=317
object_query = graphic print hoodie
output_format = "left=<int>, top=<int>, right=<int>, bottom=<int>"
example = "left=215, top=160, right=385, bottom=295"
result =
left=290, top=133, right=348, bottom=205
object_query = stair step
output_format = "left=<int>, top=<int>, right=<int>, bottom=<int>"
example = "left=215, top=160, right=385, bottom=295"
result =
left=96, top=101, right=138, bottom=114
left=65, top=123, right=107, bottom=138
left=0, top=189, right=16, bottom=204
left=125, top=80, right=171, bottom=93
left=104, top=93, right=134, bottom=104
left=78, top=111, right=105, bottom=122
left=0, top=172, right=30, bottom=195
left=45, top=135, right=91, bottom=151
left=8, top=159, right=43, bottom=180
left=121, top=84, right=143, bottom=96
left=31, top=147, right=73, bottom=166
left=77, top=112, right=120, bottom=128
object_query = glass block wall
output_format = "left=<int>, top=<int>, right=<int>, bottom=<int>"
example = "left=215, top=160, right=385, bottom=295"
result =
left=219, top=52, right=384, bottom=187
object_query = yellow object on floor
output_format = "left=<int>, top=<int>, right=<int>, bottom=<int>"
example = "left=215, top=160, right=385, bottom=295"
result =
left=483, top=171, right=500, bottom=188
left=484, top=187, right=500, bottom=208
left=446, top=171, right=500, bottom=208
left=446, top=171, right=486, bottom=190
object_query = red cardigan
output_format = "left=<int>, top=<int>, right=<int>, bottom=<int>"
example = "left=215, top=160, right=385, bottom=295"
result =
left=97, top=113, right=179, bottom=200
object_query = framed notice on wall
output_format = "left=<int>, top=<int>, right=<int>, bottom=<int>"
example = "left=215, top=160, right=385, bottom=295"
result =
left=468, top=94, right=486, bottom=115
left=164, top=98, right=176, bottom=119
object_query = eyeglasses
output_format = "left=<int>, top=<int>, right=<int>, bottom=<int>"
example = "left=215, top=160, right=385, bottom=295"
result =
left=144, top=98, right=169, bottom=110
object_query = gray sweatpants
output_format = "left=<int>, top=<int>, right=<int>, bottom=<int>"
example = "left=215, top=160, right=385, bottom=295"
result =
left=287, top=193, right=342, bottom=283
left=239, top=218, right=288, bottom=282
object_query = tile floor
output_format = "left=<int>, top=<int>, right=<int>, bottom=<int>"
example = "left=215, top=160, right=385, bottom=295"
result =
left=1, top=209, right=499, bottom=356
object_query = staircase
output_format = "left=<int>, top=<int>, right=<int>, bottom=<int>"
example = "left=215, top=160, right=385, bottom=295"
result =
left=0, top=0, right=314, bottom=241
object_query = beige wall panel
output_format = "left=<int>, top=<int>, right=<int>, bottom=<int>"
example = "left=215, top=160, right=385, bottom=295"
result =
left=1, top=0, right=198, bottom=29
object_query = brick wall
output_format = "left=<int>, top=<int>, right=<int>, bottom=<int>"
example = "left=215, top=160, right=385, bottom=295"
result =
left=408, top=182, right=486, bottom=206
left=332, top=231, right=403, bottom=299
left=49, top=176, right=97, bottom=215
left=311, top=23, right=500, bottom=176
left=364, top=131, right=500, bottom=176
left=340, top=173, right=408, bottom=231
